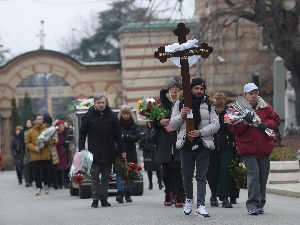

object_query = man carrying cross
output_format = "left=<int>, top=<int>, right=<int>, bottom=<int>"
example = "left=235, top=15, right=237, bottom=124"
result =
left=170, top=77, right=219, bottom=217
left=155, top=22, right=217, bottom=217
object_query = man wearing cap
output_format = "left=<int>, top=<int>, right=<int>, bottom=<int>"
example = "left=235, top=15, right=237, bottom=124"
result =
left=229, top=83, right=280, bottom=215
left=170, top=77, right=220, bottom=218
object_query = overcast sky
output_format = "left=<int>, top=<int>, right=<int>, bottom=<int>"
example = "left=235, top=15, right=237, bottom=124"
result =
left=0, top=0, right=195, bottom=59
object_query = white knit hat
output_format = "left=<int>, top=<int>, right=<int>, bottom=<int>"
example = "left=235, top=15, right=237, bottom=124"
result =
left=244, top=83, right=258, bottom=93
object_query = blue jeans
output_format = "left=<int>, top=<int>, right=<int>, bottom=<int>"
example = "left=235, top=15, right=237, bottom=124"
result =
left=116, top=174, right=132, bottom=193
left=180, top=146, right=209, bottom=206
left=91, top=163, right=112, bottom=201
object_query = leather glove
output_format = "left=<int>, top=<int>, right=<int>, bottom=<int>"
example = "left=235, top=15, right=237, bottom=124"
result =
left=258, top=122, right=268, bottom=131
left=243, top=112, right=254, bottom=124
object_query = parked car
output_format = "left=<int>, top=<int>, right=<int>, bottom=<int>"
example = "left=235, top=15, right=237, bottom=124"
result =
left=67, top=108, right=144, bottom=199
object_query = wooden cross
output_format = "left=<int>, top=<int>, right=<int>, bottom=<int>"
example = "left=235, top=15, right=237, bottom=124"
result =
left=154, top=22, right=213, bottom=142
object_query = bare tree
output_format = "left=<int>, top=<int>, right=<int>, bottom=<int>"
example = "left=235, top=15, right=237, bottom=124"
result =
left=201, top=0, right=300, bottom=123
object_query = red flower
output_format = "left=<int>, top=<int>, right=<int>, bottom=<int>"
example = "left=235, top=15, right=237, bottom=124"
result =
left=74, top=175, right=83, bottom=185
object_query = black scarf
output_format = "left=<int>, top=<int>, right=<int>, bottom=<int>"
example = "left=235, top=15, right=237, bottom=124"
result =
left=120, top=118, right=134, bottom=129
left=192, top=95, right=204, bottom=129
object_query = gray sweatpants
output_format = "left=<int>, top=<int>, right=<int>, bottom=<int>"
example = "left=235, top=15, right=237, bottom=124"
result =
left=242, top=155, right=270, bottom=210
left=180, top=147, right=209, bottom=206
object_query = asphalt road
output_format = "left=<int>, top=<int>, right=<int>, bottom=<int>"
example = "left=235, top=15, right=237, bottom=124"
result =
left=1, top=170, right=300, bottom=225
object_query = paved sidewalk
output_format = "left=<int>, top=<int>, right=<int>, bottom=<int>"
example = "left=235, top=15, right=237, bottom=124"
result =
left=266, top=182, right=300, bottom=198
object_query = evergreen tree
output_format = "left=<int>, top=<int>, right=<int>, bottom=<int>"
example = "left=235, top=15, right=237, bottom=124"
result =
left=11, top=97, right=21, bottom=129
left=22, top=93, right=35, bottom=124
left=73, top=0, right=154, bottom=62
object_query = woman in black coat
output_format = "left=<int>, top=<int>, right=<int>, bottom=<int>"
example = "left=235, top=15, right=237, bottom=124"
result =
left=207, top=92, right=237, bottom=208
left=152, top=77, right=185, bottom=207
left=115, top=105, right=141, bottom=203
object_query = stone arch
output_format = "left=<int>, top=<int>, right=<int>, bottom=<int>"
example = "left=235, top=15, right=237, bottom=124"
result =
left=0, top=50, right=121, bottom=169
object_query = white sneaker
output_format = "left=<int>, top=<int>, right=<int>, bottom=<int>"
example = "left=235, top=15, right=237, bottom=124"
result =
left=35, top=188, right=41, bottom=196
left=196, top=205, right=210, bottom=217
left=44, top=185, right=49, bottom=194
left=183, top=199, right=193, bottom=215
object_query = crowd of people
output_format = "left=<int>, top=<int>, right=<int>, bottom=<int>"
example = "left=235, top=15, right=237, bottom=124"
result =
left=11, top=77, right=280, bottom=218
left=11, top=114, right=71, bottom=195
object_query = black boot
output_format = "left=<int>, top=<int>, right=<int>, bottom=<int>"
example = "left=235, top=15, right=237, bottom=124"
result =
left=222, top=197, right=233, bottom=208
left=158, top=182, right=164, bottom=190
left=91, top=200, right=99, bottom=208
left=101, top=200, right=111, bottom=207
left=116, top=191, right=124, bottom=203
left=149, top=183, right=153, bottom=190
left=230, top=197, right=237, bottom=204
left=210, top=195, right=219, bottom=207
left=125, top=192, right=132, bottom=203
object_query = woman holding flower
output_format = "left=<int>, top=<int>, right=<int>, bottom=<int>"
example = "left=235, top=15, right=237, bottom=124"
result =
left=152, top=76, right=185, bottom=207
left=115, top=105, right=141, bottom=203
left=206, top=92, right=237, bottom=208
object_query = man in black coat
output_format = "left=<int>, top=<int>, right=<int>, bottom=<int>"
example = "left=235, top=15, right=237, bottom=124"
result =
left=79, top=93, right=126, bottom=208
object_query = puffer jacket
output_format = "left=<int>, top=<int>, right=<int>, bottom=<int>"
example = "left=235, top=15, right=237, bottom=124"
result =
left=170, top=95, right=220, bottom=150
left=79, top=105, right=126, bottom=164
left=26, top=124, right=52, bottom=161
left=229, top=97, right=280, bottom=158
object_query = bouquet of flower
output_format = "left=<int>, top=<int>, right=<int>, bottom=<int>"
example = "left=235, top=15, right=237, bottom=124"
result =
left=225, top=96, right=274, bottom=136
left=37, top=126, right=58, bottom=148
left=229, top=158, right=247, bottom=188
left=115, top=157, right=142, bottom=185
left=137, top=97, right=169, bottom=120
left=67, top=98, right=94, bottom=112
left=69, top=150, right=93, bottom=185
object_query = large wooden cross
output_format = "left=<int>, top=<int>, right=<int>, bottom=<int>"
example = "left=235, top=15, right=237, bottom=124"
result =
left=154, top=22, right=213, bottom=142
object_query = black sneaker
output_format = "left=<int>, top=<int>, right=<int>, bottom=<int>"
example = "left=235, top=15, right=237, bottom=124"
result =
left=248, top=208, right=258, bottom=215
left=257, top=208, right=264, bottom=214
left=101, top=200, right=111, bottom=207
left=91, top=200, right=99, bottom=208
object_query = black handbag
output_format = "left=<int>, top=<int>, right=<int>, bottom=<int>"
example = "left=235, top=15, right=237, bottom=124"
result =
left=146, top=127, right=159, bottom=145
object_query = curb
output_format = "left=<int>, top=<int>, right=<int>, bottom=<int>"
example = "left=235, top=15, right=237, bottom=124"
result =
left=266, top=187, right=300, bottom=198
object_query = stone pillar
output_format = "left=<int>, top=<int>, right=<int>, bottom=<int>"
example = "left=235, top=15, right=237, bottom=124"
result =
left=0, top=107, right=13, bottom=170
left=273, top=56, right=285, bottom=134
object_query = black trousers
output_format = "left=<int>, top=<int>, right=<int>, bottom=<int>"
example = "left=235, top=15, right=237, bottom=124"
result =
left=161, top=160, right=184, bottom=196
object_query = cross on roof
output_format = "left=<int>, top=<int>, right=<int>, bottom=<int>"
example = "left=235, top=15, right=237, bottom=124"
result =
left=154, top=22, right=213, bottom=142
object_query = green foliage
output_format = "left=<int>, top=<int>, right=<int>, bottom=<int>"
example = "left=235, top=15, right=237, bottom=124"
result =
left=74, top=0, right=154, bottom=62
left=229, top=158, right=247, bottom=188
left=115, top=157, right=142, bottom=184
left=11, top=97, right=21, bottom=129
left=22, top=93, right=34, bottom=123
left=270, top=147, right=298, bottom=161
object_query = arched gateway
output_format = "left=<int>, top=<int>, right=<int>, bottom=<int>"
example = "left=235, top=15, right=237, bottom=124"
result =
left=0, top=50, right=122, bottom=170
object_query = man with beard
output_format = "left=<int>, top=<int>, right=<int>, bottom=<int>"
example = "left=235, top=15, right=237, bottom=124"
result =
left=170, top=77, right=220, bottom=218
left=79, top=93, right=126, bottom=208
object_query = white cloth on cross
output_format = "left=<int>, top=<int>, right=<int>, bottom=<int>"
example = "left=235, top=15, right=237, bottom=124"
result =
left=165, top=39, right=201, bottom=67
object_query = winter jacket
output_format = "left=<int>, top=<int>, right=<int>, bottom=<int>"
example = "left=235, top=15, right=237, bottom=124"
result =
left=79, top=105, right=126, bottom=165
left=214, top=108, right=235, bottom=150
left=229, top=97, right=280, bottom=158
left=26, top=124, right=52, bottom=161
left=56, top=132, right=70, bottom=170
left=170, top=95, right=220, bottom=150
left=152, top=89, right=181, bottom=163
left=119, top=119, right=140, bottom=164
